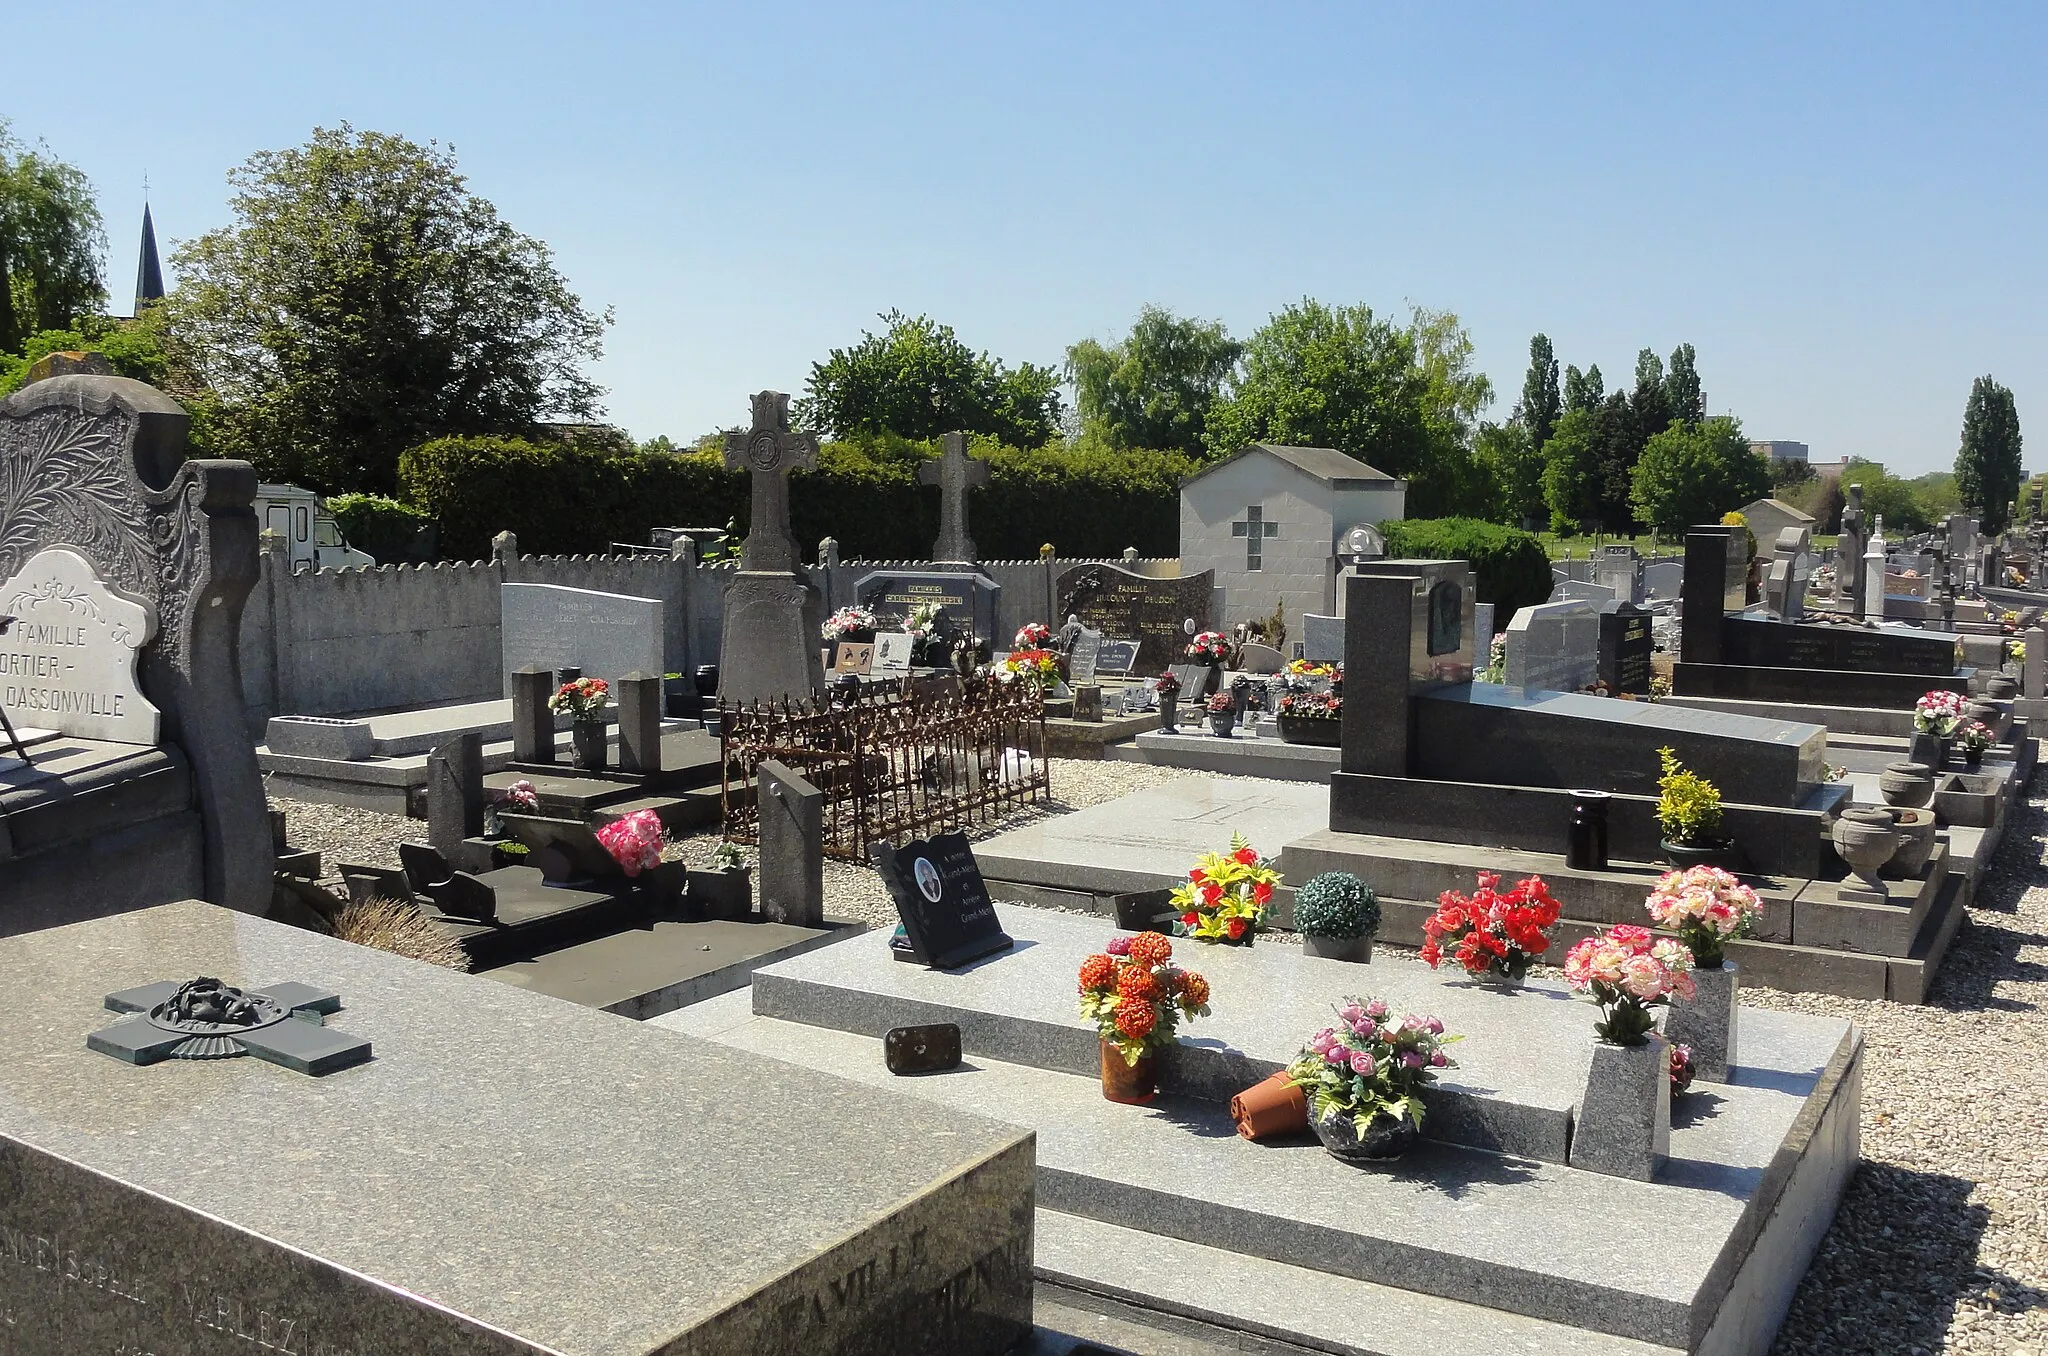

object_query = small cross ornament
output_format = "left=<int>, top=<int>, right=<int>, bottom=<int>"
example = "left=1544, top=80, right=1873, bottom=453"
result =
left=88, top=977, right=372, bottom=1076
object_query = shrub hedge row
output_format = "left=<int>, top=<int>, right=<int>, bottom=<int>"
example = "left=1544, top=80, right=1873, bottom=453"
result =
left=325, top=493, right=435, bottom=563
left=1380, top=517, right=1553, bottom=623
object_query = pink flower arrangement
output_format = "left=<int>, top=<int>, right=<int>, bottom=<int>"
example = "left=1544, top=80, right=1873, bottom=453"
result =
left=1285, top=997, right=1460, bottom=1136
left=1563, top=923, right=1697, bottom=1045
left=1913, top=689, right=1965, bottom=735
left=1185, top=631, right=1230, bottom=664
left=1644, top=866, right=1761, bottom=968
left=494, top=779, right=540, bottom=813
left=1669, top=1042, right=1695, bottom=1095
left=596, top=808, right=664, bottom=876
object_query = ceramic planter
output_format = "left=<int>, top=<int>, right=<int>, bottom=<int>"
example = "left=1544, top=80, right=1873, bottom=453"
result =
left=688, top=866, right=753, bottom=921
left=1831, top=807, right=1899, bottom=891
left=1885, top=808, right=1937, bottom=876
left=1312, top=1105, right=1420, bottom=1165
left=1659, top=838, right=1736, bottom=872
left=1276, top=716, right=1341, bottom=746
left=1878, top=761, right=1936, bottom=809
left=1100, top=1039, right=1158, bottom=1104
left=570, top=720, right=608, bottom=772
left=1230, top=1071, right=1308, bottom=1141
left=1302, top=932, right=1373, bottom=963
left=1208, top=713, right=1236, bottom=738
left=1664, top=961, right=1738, bottom=1083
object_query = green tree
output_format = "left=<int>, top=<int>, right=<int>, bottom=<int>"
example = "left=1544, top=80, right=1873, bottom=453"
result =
left=0, top=120, right=107, bottom=353
left=1954, top=375, right=2023, bottom=532
left=1629, top=416, right=1771, bottom=534
left=1630, top=348, right=1673, bottom=443
left=0, top=312, right=167, bottom=398
left=1540, top=394, right=1641, bottom=533
left=1474, top=419, right=1544, bottom=526
left=1204, top=298, right=1429, bottom=478
left=1064, top=304, right=1240, bottom=457
left=161, top=124, right=609, bottom=494
left=1519, top=333, right=1561, bottom=450
left=1405, top=306, right=1497, bottom=516
left=1838, top=459, right=1934, bottom=535
left=1664, top=342, right=1705, bottom=424
left=799, top=310, right=1062, bottom=447
left=1563, top=362, right=1603, bottom=414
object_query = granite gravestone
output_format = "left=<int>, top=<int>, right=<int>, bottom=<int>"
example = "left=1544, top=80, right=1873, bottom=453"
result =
left=1762, top=526, right=1814, bottom=621
left=875, top=830, right=1014, bottom=969
left=501, top=582, right=663, bottom=696
left=1598, top=601, right=1654, bottom=696
left=1301, top=613, right=1344, bottom=664
left=856, top=569, right=1000, bottom=655
left=1596, top=545, right=1644, bottom=605
left=0, top=546, right=160, bottom=743
left=718, top=391, right=826, bottom=706
left=1838, top=484, right=1867, bottom=612
left=1502, top=599, right=1600, bottom=692
left=1055, top=563, right=1215, bottom=674
left=1642, top=558, right=1683, bottom=600
left=1067, top=627, right=1104, bottom=685
left=1338, top=560, right=1476, bottom=778
left=1552, top=578, right=1617, bottom=607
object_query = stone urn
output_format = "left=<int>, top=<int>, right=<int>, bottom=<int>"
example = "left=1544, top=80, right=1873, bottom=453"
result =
left=1987, top=674, right=2019, bottom=700
left=1964, top=698, right=2000, bottom=725
left=1831, top=807, right=1900, bottom=892
left=1878, top=761, right=1936, bottom=810
left=1885, top=807, right=1938, bottom=877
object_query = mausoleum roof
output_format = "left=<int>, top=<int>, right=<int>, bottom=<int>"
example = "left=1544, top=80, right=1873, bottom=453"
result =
left=1740, top=496, right=1818, bottom=523
left=1192, top=443, right=1398, bottom=488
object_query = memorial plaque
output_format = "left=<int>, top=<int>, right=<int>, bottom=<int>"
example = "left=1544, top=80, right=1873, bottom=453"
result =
left=1094, top=638, right=1140, bottom=675
left=872, top=631, right=915, bottom=675
left=1167, top=662, right=1217, bottom=699
left=1598, top=602, right=1653, bottom=695
left=1055, top=563, right=1215, bottom=674
left=885, top=1022, right=963, bottom=1074
left=874, top=830, right=1014, bottom=969
left=502, top=582, right=664, bottom=695
left=1067, top=627, right=1104, bottom=685
left=1427, top=580, right=1464, bottom=656
left=834, top=641, right=876, bottom=675
left=0, top=546, right=161, bottom=743
left=1721, top=615, right=1960, bottom=676
left=855, top=568, right=1000, bottom=652
left=1118, top=684, right=1155, bottom=713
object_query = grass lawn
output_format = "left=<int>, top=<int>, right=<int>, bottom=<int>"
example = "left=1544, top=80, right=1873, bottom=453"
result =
left=1540, top=531, right=1839, bottom=559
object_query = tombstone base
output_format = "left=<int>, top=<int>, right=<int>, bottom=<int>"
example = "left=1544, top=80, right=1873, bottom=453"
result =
left=718, top=570, right=826, bottom=707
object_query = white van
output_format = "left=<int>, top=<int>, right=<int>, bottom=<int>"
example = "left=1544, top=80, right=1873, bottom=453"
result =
left=255, top=484, right=378, bottom=572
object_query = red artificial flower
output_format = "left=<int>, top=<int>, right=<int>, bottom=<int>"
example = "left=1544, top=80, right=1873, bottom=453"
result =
left=1252, top=881, right=1274, bottom=904
left=1233, top=846, right=1259, bottom=866
left=1199, top=881, right=1223, bottom=906
left=1077, top=954, right=1116, bottom=992
left=1182, top=911, right=1199, bottom=927
left=1115, top=1003, right=1157, bottom=1040
left=1226, top=917, right=1249, bottom=940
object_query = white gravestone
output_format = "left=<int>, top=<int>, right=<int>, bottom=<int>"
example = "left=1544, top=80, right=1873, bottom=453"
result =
left=0, top=547, right=160, bottom=744
left=501, top=582, right=664, bottom=694
left=1502, top=599, right=1600, bottom=693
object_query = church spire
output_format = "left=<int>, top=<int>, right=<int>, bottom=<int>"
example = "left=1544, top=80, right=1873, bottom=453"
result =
left=134, top=202, right=164, bottom=314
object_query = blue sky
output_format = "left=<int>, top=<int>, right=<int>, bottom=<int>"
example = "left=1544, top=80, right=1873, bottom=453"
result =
left=10, top=3, right=2042, bottom=475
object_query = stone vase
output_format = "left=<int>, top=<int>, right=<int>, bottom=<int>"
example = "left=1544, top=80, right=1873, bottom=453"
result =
left=1987, top=674, right=2019, bottom=700
left=1878, top=761, right=1935, bottom=810
left=1831, top=808, right=1899, bottom=893
left=1302, top=932, right=1373, bottom=963
left=1208, top=713, right=1235, bottom=738
left=1664, top=961, right=1738, bottom=1083
left=571, top=720, right=607, bottom=772
left=1885, top=808, right=1937, bottom=876
left=1907, top=730, right=1949, bottom=768
left=1159, top=695, right=1179, bottom=732
left=1100, top=1040, right=1158, bottom=1104
left=1569, top=1032, right=1672, bottom=1181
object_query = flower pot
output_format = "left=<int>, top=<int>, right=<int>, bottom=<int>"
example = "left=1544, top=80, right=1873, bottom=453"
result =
left=1963, top=749, right=1984, bottom=769
left=1878, top=761, right=1936, bottom=810
left=1100, top=1040, right=1158, bottom=1104
left=1302, top=932, right=1373, bottom=963
left=1664, top=960, right=1738, bottom=1083
left=1885, top=808, right=1937, bottom=876
left=571, top=720, right=607, bottom=772
left=1907, top=731, right=1949, bottom=768
left=1831, top=807, right=1899, bottom=890
left=1569, top=1033, right=1671, bottom=1181
left=1473, top=968, right=1527, bottom=991
left=1987, top=674, right=2019, bottom=699
left=1566, top=790, right=1611, bottom=871
left=1964, top=699, right=2000, bottom=727
left=693, top=664, right=720, bottom=697
left=1208, top=713, right=1236, bottom=738
left=1659, top=838, right=1736, bottom=871
left=1276, top=715, right=1342, bottom=747
left=1159, top=695, right=1179, bottom=732
left=1230, top=1071, right=1309, bottom=1140
left=1311, top=1105, right=1420, bottom=1165
left=688, top=866, right=753, bottom=921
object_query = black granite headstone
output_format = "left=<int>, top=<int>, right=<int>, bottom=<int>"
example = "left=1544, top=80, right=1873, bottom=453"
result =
left=1055, top=563, right=1216, bottom=674
left=1719, top=615, right=1959, bottom=675
left=855, top=569, right=1000, bottom=652
left=1598, top=602, right=1653, bottom=695
left=874, top=830, right=1013, bottom=969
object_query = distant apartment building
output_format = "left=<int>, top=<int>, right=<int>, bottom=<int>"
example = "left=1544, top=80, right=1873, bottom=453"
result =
left=1750, top=440, right=1810, bottom=463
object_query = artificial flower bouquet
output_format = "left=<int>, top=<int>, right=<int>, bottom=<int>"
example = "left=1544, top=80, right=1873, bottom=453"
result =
left=1913, top=689, right=1965, bottom=736
left=998, top=648, right=1060, bottom=690
left=1014, top=621, right=1054, bottom=649
left=1202, top=691, right=1236, bottom=716
left=1669, top=1042, right=1696, bottom=1094
left=822, top=605, right=878, bottom=641
left=596, top=807, right=664, bottom=877
left=1185, top=631, right=1230, bottom=664
left=1957, top=719, right=1995, bottom=755
left=1276, top=690, right=1341, bottom=720
left=493, top=778, right=540, bottom=814
left=1153, top=669, right=1182, bottom=696
left=1285, top=658, right=1337, bottom=680
left=903, top=599, right=943, bottom=638
left=1078, top=932, right=1211, bottom=1066
left=1643, top=865, right=1761, bottom=968
left=1284, top=997, right=1459, bottom=1136
left=549, top=677, right=611, bottom=721
left=1169, top=833, right=1278, bottom=945
left=1419, top=871, right=1562, bottom=981
left=1563, top=923, right=1697, bottom=1045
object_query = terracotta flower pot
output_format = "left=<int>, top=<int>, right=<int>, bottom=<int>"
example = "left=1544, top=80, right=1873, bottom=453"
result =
left=1230, top=1071, right=1308, bottom=1140
left=1100, top=1039, right=1158, bottom=1104
left=1878, top=762, right=1935, bottom=810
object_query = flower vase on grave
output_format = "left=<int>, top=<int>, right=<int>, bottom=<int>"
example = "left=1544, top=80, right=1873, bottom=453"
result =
left=1663, top=961, right=1738, bottom=1083
left=572, top=720, right=607, bottom=772
left=1099, top=1040, right=1158, bottom=1104
left=1570, top=1033, right=1672, bottom=1181
left=1906, top=731, right=1948, bottom=768
left=1159, top=695, right=1179, bottom=733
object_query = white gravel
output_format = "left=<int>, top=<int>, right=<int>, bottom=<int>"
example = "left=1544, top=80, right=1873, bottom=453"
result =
left=270, top=760, right=2048, bottom=1354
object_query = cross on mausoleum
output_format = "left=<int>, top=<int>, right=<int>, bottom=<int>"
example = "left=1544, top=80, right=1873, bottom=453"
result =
left=87, top=976, right=372, bottom=1076
left=1231, top=504, right=1280, bottom=571
left=723, top=391, right=819, bottom=574
left=919, top=431, right=990, bottom=565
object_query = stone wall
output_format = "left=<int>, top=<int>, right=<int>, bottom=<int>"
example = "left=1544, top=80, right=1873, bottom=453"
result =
left=238, top=534, right=1177, bottom=730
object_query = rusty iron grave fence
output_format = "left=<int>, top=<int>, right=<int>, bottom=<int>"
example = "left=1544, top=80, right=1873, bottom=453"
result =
left=718, top=679, right=1051, bottom=861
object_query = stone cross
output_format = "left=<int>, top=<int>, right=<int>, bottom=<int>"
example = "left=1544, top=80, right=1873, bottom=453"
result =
left=88, top=978, right=371, bottom=1076
left=723, top=391, right=818, bottom=574
left=918, top=431, right=989, bottom=565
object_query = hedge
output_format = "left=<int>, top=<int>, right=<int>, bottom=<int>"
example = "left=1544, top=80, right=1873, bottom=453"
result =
left=1380, top=517, right=1553, bottom=624
left=397, top=434, right=1198, bottom=562
left=325, top=493, right=435, bottom=563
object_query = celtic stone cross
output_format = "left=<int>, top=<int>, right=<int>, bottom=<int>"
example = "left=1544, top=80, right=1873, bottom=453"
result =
left=723, top=391, right=819, bottom=573
left=918, top=431, right=989, bottom=565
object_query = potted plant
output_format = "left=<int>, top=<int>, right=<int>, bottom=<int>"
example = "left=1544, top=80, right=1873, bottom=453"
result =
left=1293, top=871, right=1380, bottom=962
left=689, top=840, right=753, bottom=920
left=1565, top=924, right=1696, bottom=1044
left=1077, top=932, right=1211, bottom=1103
left=1275, top=689, right=1342, bottom=746
left=1956, top=719, right=1994, bottom=767
left=822, top=604, right=878, bottom=646
left=485, top=778, right=540, bottom=837
left=1168, top=833, right=1277, bottom=945
left=1284, top=998, right=1459, bottom=1164
left=1419, top=871, right=1561, bottom=987
left=550, top=677, right=612, bottom=771
left=491, top=839, right=532, bottom=870
left=1909, top=689, right=1964, bottom=766
left=1014, top=621, right=1054, bottom=651
left=1655, top=746, right=1734, bottom=869
left=1203, top=690, right=1236, bottom=736
left=1154, top=669, right=1182, bottom=731
left=1646, top=866, right=1758, bottom=1083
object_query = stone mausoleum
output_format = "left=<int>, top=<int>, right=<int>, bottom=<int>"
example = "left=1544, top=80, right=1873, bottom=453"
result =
left=1180, top=443, right=1406, bottom=627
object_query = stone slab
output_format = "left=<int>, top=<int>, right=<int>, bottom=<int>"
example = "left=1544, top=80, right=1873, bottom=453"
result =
left=1106, top=728, right=1341, bottom=782
left=501, top=580, right=664, bottom=695
left=262, top=714, right=376, bottom=760
left=0, top=901, right=1035, bottom=1356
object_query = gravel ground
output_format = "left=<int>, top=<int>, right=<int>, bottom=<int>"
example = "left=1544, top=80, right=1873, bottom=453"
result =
left=271, top=760, right=2048, bottom=1354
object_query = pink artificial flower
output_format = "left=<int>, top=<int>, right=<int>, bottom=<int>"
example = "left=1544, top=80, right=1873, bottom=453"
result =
left=1349, top=1050, right=1376, bottom=1076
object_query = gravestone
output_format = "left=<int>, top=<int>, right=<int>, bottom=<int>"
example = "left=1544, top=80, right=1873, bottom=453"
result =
left=1338, top=560, right=1475, bottom=777
left=1301, top=613, right=1344, bottom=664
left=1838, top=484, right=1867, bottom=611
left=1598, top=601, right=1654, bottom=696
left=501, top=583, right=663, bottom=696
left=1067, top=627, right=1104, bottom=685
left=0, top=547, right=160, bottom=743
left=1552, top=578, right=1616, bottom=606
left=1237, top=641, right=1286, bottom=674
left=1473, top=602, right=1496, bottom=674
left=874, top=830, right=1014, bottom=969
left=1642, top=558, right=1683, bottom=600
left=2025, top=624, right=2047, bottom=699
left=1055, top=563, right=1216, bottom=674
left=719, top=391, right=826, bottom=706
left=758, top=759, right=823, bottom=928
left=615, top=672, right=663, bottom=774
left=1502, top=599, right=1600, bottom=692
left=919, top=430, right=989, bottom=565
left=1595, top=545, right=1644, bottom=605
left=1762, top=526, right=1815, bottom=621
left=425, top=731, right=484, bottom=856
left=509, top=665, right=555, bottom=763
left=856, top=569, right=1000, bottom=655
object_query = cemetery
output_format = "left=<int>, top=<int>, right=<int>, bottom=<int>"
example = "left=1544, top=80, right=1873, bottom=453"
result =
left=3, top=357, right=2044, bottom=1356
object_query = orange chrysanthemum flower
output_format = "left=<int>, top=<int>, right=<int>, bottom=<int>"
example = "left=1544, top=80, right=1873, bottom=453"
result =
left=1077, top=954, right=1117, bottom=992
left=1114, top=1003, right=1158, bottom=1040
left=1179, top=972, right=1210, bottom=1007
left=1117, top=967, right=1162, bottom=1005
left=1127, top=932, right=1174, bottom=969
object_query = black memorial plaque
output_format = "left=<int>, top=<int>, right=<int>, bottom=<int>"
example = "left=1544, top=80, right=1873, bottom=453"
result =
left=1598, top=602, right=1653, bottom=695
left=1721, top=615, right=1959, bottom=676
left=874, top=830, right=1014, bottom=969
left=885, top=1023, right=963, bottom=1074
left=1426, top=580, right=1463, bottom=656
left=1056, top=563, right=1215, bottom=674
left=1094, top=638, right=1140, bottom=675
left=854, top=568, right=1000, bottom=652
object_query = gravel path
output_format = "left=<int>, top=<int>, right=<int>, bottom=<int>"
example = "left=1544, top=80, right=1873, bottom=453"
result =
left=271, top=761, right=2048, bottom=1354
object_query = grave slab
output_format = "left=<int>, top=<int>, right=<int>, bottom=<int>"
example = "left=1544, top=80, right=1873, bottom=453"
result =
left=0, top=901, right=1034, bottom=1356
